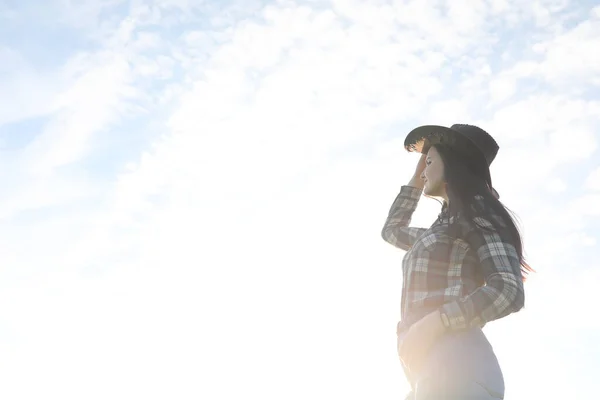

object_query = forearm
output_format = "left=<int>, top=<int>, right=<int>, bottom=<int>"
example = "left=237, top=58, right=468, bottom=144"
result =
left=439, top=213, right=527, bottom=331
left=407, top=174, right=425, bottom=190
left=381, top=185, right=426, bottom=250
left=440, top=273, right=525, bottom=330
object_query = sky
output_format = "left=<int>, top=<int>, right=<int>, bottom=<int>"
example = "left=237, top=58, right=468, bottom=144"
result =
left=1, top=0, right=600, bottom=398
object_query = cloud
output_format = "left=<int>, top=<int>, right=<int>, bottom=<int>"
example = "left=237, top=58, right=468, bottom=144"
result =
left=585, top=166, right=600, bottom=192
left=0, top=46, right=63, bottom=126
left=0, top=13, right=165, bottom=220
left=497, top=5, right=600, bottom=88
left=544, top=177, right=568, bottom=194
left=1, top=0, right=600, bottom=399
left=489, top=76, right=517, bottom=104
left=25, top=55, right=134, bottom=173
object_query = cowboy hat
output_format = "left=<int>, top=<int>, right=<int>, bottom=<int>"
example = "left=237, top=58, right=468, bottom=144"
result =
left=404, top=124, right=500, bottom=199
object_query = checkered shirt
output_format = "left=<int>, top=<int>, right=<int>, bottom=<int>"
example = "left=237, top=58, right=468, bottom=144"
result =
left=382, top=185, right=525, bottom=331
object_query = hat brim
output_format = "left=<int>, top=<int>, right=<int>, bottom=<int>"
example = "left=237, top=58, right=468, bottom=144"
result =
left=403, top=125, right=462, bottom=154
left=404, top=124, right=501, bottom=199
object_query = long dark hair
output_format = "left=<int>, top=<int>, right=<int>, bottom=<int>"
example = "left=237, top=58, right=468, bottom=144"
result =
left=432, top=143, right=534, bottom=280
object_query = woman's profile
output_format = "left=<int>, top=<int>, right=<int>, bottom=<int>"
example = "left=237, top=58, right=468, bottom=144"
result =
left=381, top=124, right=533, bottom=399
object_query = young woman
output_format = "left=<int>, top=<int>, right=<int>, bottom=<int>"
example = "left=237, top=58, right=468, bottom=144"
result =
left=381, top=124, right=532, bottom=399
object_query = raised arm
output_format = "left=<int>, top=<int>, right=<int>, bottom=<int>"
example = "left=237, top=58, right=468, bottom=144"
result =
left=381, top=186, right=427, bottom=251
left=381, top=154, right=428, bottom=251
left=439, top=215, right=525, bottom=330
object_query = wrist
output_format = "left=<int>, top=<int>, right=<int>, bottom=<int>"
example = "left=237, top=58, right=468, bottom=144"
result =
left=408, top=176, right=424, bottom=189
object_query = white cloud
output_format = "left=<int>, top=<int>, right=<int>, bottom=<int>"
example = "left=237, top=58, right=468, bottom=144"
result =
left=544, top=177, right=568, bottom=194
left=55, top=0, right=126, bottom=31
left=25, top=56, right=134, bottom=173
left=1, top=0, right=600, bottom=399
left=501, top=5, right=600, bottom=86
left=0, top=13, right=155, bottom=220
left=426, top=99, right=472, bottom=123
left=586, top=166, right=600, bottom=192
left=0, top=46, right=64, bottom=126
left=571, top=194, right=600, bottom=216
left=481, top=95, right=598, bottom=172
left=536, top=11, right=600, bottom=82
left=489, top=76, right=517, bottom=104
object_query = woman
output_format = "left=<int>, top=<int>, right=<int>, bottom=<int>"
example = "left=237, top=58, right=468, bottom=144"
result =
left=381, top=124, right=533, bottom=399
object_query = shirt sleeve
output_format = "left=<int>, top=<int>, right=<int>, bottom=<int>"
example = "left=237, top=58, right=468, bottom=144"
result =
left=381, top=185, right=427, bottom=251
left=440, top=215, right=525, bottom=330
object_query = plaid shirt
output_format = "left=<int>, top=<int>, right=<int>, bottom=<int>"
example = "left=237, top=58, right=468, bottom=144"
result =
left=382, top=186, right=525, bottom=332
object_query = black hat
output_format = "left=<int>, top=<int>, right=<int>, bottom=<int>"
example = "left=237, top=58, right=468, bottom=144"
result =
left=404, top=124, right=500, bottom=199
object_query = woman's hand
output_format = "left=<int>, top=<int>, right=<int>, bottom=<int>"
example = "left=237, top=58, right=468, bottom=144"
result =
left=408, top=154, right=427, bottom=189
left=398, top=310, right=446, bottom=373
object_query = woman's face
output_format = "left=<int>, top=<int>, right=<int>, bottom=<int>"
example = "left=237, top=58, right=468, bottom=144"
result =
left=421, top=146, right=447, bottom=199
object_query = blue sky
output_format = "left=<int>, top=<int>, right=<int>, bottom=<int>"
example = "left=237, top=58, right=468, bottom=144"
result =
left=1, top=0, right=600, bottom=399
